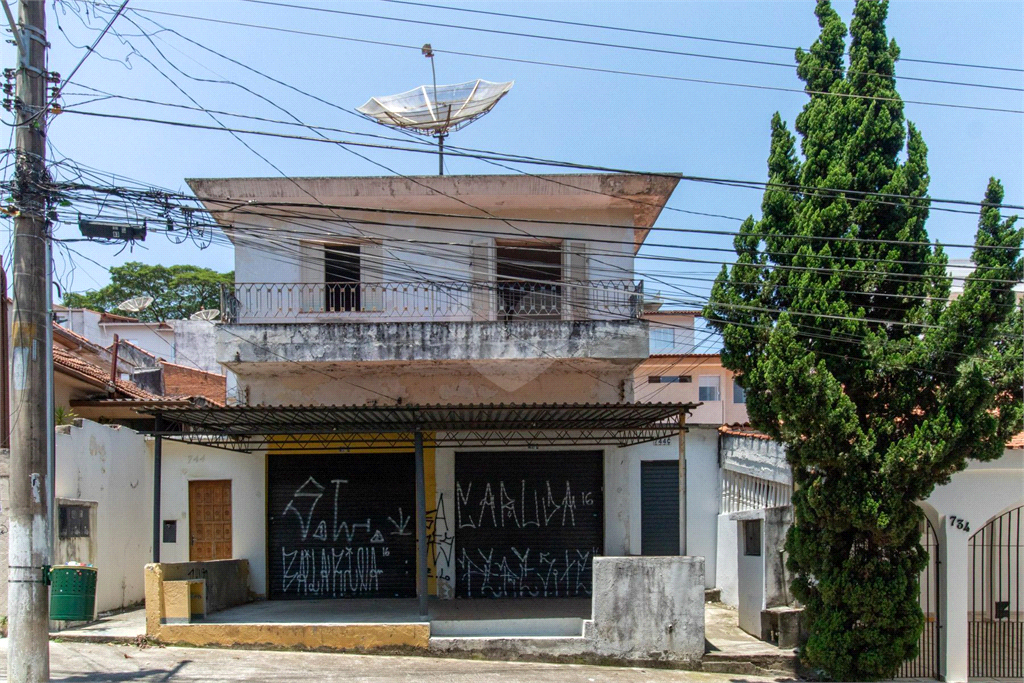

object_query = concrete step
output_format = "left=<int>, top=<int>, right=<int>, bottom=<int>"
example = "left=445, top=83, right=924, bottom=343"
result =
left=702, top=650, right=799, bottom=676
left=430, top=617, right=585, bottom=638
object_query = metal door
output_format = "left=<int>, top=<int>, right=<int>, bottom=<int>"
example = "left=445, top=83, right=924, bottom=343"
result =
left=267, top=453, right=416, bottom=600
left=969, top=506, right=1022, bottom=678
left=189, top=480, right=232, bottom=562
left=895, top=516, right=940, bottom=678
left=641, top=461, right=679, bottom=555
left=454, top=451, right=603, bottom=598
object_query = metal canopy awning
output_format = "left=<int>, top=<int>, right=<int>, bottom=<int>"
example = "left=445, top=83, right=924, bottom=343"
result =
left=142, top=401, right=696, bottom=452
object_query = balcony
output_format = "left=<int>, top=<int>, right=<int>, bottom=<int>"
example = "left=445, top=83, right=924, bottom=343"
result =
left=215, top=280, right=650, bottom=372
left=220, top=280, right=644, bottom=324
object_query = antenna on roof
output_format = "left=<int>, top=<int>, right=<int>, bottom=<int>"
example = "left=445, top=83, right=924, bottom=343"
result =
left=190, top=308, right=221, bottom=321
left=116, top=296, right=153, bottom=313
left=357, top=46, right=513, bottom=176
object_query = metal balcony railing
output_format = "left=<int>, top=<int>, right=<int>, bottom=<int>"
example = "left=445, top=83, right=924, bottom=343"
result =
left=220, top=280, right=643, bottom=324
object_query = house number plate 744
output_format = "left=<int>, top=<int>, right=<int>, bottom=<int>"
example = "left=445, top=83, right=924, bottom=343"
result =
left=949, top=516, right=971, bottom=533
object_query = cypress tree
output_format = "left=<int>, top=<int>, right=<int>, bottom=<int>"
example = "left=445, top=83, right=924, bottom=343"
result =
left=705, top=1, right=1023, bottom=678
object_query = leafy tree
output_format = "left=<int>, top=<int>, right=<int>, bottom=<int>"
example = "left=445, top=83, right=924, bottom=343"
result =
left=62, top=261, right=234, bottom=322
left=704, top=1, right=1022, bottom=679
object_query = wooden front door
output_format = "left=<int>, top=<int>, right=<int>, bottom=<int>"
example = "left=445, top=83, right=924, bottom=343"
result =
left=189, top=480, right=232, bottom=561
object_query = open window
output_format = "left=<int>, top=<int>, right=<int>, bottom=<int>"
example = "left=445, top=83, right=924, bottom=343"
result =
left=495, top=240, right=563, bottom=320
left=325, top=244, right=361, bottom=312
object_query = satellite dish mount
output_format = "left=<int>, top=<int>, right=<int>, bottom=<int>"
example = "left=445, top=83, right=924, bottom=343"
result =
left=358, top=47, right=513, bottom=176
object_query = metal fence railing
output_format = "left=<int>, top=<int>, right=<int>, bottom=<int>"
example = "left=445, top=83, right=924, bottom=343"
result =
left=220, top=279, right=643, bottom=324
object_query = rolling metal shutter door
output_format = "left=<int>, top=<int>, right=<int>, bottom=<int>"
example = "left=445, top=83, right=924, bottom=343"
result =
left=641, top=460, right=680, bottom=556
left=267, top=453, right=416, bottom=600
left=455, top=451, right=603, bottom=598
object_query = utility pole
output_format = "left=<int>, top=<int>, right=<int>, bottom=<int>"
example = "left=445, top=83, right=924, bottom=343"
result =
left=7, top=0, right=51, bottom=680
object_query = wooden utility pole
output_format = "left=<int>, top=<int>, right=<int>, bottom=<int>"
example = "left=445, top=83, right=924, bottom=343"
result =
left=7, top=0, right=51, bottom=680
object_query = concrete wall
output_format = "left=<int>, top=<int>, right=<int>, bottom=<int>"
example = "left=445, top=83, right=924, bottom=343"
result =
left=233, top=359, right=637, bottom=406
left=157, top=441, right=266, bottom=597
left=720, top=435, right=789, bottom=484
left=716, top=514, right=738, bottom=607
left=172, top=319, right=238, bottom=401
left=219, top=319, right=647, bottom=366
left=618, top=427, right=720, bottom=588
left=590, top=556, right=705, bottom=662
left=53, top=421, right=153, bottom=612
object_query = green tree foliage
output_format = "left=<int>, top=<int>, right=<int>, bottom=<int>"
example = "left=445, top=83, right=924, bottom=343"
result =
left=704, top=1, right=1023, bottom=678
left=62, top=261, right=234, bottom=322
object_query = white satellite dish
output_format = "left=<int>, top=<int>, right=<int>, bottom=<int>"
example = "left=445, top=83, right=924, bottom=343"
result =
left=117, top=296, right=154, bottom=313
left=358, top=78, right=513, bottom=174
left=190, top=308, right=221, bottom=321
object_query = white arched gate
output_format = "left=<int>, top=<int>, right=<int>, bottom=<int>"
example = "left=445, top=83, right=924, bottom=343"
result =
left=969, top=505, right=1023, bottom=678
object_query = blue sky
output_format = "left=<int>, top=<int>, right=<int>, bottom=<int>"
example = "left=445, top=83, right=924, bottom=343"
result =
left=4, top=0, right=1022, bottom=306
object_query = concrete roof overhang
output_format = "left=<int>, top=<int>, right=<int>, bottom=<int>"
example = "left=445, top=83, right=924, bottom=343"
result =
left=186, top=173, right=679, bottom=254
left=142, top=401, right=696, bottom=452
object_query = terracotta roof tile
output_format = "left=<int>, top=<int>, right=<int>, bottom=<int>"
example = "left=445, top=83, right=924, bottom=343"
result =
left=1007, top=432, right=1024, bottom=449
left=719, top=423, right=772, bottom=440
left=53, top=346, right=161, bottom=400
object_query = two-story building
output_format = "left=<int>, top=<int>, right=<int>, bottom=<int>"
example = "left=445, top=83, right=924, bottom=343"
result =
left=137, top=173, right=710, bottom=659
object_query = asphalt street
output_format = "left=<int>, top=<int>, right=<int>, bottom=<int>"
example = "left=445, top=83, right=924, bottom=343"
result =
left=0, top=640, right=793, bottom=682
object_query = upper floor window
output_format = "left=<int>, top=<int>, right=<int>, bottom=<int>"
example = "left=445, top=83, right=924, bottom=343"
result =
left=648, top=375, right=692, bottom=384
left=698, top=375, right=721, bottom=402
left=325, top=244, right=361, bottom=312
left=495, top=241, right=564, bottom=321
left=733, top=380, right=747, bottom=404
left=650, top=327, right=675, bottom=354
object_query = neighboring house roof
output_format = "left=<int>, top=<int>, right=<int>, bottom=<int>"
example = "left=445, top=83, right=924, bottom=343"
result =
left=98, top=311, right=140, bottom=323
left=646, top=352, right=721, bottom=359
left=1008, top=432, right=1024, bottom=450
left=719, top=423, right=772, bottom=441
left=53, top=345, right=161, bottom=401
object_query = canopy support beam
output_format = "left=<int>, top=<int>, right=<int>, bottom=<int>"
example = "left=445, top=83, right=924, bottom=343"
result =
left=415, top=429, right=428, bottom=618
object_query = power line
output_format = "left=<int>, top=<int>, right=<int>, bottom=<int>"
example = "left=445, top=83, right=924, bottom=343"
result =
left=51, top=109, right=1024, bottom=218
left=101, top=5, right=1024, bottom=116
left=377, top=0, right=1024, bottom=75
left=240, top=0, right=1024, bottom=94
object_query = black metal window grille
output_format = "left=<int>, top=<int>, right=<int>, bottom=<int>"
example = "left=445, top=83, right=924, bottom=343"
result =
left=969, top=505, right=1022, bottom=679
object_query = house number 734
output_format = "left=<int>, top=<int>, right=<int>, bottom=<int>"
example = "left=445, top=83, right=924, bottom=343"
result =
left=949, top=516, right=971, bottom=533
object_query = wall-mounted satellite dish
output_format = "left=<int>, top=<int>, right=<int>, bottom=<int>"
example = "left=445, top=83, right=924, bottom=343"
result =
left=358, top=71, right=513, bottom=175
left=190, top=308, right=221, bottom=321
left=117, top=296, right=154, bottom=313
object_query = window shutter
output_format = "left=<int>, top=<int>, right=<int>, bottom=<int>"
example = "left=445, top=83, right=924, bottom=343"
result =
left=469, top=238, right=495, bottom=321
left=360, top=241, right=385, bottom=312
left=563, top=240, right=588, bottom=320
left=299, top=241, right=324, bottom=313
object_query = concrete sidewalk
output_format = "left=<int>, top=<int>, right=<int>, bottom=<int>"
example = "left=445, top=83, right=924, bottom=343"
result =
left=1, top=639, right=796, bottom=683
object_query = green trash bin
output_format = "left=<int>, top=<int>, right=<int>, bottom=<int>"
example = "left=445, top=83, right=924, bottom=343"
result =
left=49, top=565, right=97, bottom=621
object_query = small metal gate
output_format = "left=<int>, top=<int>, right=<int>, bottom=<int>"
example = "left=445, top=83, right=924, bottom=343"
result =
left=969, top=505, right=1023, bottom=678
left=896, top=516, right=940, bottom=678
